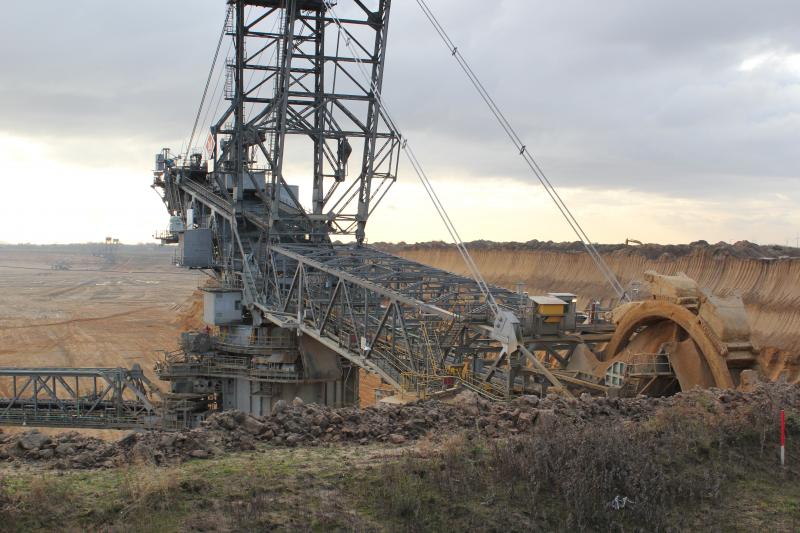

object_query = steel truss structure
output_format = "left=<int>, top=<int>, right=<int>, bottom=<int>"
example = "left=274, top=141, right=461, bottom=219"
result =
left=151, top=0, right=411, bottom=419
left=169, top=0, right=400, bottom=246
left=145, top=0, right=622, bottom=422
left=259, top=244, right=592, bottom=398
left=0, top=0, right=619, bottom=432
left=0, top=366, right=162, bottom=429
left=0, top=1, right=759, bottom=435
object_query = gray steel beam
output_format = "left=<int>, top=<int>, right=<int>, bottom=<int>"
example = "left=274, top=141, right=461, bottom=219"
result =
left=0, top=367, right=163, bottom=430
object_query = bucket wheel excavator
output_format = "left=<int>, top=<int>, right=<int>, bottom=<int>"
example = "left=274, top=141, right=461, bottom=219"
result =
left=594, top=271, right=759, bottom=396
left=0, top=1, right=770, bottom=434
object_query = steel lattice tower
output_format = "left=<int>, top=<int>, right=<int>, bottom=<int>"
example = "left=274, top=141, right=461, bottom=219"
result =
left=152, top=0, right=613, bottom=426
left=217, top=0, right=399, bottom=247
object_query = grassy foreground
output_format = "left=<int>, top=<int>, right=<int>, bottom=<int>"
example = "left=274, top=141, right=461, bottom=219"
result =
left=0, top=442, right=798, bottom=532
left=1, top=398, right=798, bottom=532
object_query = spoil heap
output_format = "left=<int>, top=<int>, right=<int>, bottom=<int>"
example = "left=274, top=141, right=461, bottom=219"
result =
left=1, top=383, right=796, bottom=470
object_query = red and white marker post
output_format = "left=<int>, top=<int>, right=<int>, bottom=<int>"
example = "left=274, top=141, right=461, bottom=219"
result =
left=780, top=409, right=786, bottom=467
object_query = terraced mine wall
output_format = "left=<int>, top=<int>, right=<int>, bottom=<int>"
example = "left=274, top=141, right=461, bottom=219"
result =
left=378, top=241, right=800, bottom=383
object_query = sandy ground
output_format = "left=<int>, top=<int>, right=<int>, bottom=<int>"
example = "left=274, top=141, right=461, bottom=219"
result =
left=0, top=245, right=389, bottom=412
left=0, top=245, right=202, bottom=386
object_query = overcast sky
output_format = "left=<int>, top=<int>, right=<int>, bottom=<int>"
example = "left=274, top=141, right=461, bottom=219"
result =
left=0, top=0, right=798, bottom=245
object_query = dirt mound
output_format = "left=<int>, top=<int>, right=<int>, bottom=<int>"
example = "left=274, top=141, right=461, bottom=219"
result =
left=758, top=347, right=800, bottom=383
left=358, top=368, right=386, bottom=407
left=173, top=290, right=205, bottom=331
left=1, top=382, right=796, bottom=470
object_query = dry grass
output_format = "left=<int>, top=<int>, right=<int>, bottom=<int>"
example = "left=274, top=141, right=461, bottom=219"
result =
left=355, top=398, right=799, bottom=532
left=0, top=396, right=797, bottom=532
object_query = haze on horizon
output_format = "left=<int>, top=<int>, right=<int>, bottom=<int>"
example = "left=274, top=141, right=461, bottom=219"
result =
left=0, top=1, right=798, bottom=247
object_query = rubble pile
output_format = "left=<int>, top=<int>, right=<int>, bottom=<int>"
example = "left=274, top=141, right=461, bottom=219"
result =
left=1, top=383, right=797, bottom=470
left=0, top=430, right=116, bottom=470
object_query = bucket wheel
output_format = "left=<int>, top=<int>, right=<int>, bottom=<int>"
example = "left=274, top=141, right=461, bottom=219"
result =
left=600, top=271, right=757, bottom=395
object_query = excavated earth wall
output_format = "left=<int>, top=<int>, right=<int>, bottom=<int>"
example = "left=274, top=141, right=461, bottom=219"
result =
left=377, top=241, right=800, bottom=383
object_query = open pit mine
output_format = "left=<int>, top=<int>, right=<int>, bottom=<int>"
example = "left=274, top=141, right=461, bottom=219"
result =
left=0, top=0, right=797, bottom=434
left=3, top=1, right=798, bottom=529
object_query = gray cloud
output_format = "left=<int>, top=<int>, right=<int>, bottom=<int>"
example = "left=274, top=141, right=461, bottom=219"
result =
left=0, top=0, right=798, bottom=202
left=0, top=1, right=223, bottom=143
left=381, top=0, right=800, bottom=197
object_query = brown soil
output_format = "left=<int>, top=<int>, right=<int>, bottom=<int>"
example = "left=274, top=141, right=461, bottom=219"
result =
left=0, top=245, right=201, bottom=390
left=359, top=369, right=384, bottom=407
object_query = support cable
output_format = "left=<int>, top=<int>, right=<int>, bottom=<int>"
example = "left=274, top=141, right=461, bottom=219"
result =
left=323, top=1, right=500, bottom=315
left=414, top=0, right=628, bottom=302
left=185, top=5, right=233, bottom=160
left=198, top=42, right=231, bottom=150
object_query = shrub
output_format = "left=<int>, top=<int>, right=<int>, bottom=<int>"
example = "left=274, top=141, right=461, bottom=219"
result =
left=359, top=394, right=797, bottom=531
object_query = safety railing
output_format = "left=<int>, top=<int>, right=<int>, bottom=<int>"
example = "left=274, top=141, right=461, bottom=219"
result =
left=627, top=353, right=674, bottom=377
left=212, top=333, right=294, bottom=350
left=400, top=371, right=460, bottom=399
left=156, top=353, right=303, bottom=382
left=154, top=229, right=179, bottom=242
left=0, top=404, right=158, bottom=429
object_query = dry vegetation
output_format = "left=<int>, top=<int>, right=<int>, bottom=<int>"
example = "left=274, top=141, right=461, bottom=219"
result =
left=361, top=406, right=799, bottom=531
left=1, top=386, right=798, bottom=532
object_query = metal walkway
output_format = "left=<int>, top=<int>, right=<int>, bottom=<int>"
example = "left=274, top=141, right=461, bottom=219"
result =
left=0, top=366, right=163, bottom=430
